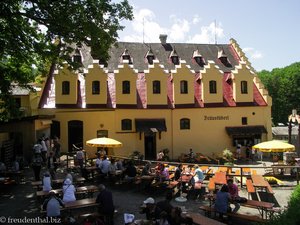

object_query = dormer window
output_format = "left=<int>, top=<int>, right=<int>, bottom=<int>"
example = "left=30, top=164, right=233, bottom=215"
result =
left=193, top=50, right=205, bottom=67
left=145, top=48, right=155, bottom=65
left=218, top=48, right=231, bottom=67
left=73, top=48, right=82, bottom=64
left=121, top=49, right=132, bottom=64
left=170, top=48, right=179, bottom=65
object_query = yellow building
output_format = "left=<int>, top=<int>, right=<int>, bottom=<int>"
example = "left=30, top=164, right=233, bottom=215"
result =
left=0, top=37, right=272, bottom=162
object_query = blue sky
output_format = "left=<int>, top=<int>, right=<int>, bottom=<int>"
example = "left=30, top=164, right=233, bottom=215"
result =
left=117, top=0, right=300, bottom=71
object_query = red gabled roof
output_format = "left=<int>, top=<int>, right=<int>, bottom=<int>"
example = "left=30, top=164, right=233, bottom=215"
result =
left=194, top=73, right=204, bottom=107
left=253, top=83, right=267, bottom=106
left=167, top=74, right=174, bottom=108
left=137, top=73, right=146, bottom=109
left=223, top=72, right=236, bottom=107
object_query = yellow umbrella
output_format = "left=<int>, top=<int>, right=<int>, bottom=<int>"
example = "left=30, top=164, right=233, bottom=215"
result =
left=252, top=140, right=295, bottom=153
left=86, top=137, right=123, bottom=148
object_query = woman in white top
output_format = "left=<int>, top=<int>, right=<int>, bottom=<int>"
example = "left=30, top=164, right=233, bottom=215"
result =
left=62, top=178, right=76, bottom=203
left=42, top=172, right=52, bottom=192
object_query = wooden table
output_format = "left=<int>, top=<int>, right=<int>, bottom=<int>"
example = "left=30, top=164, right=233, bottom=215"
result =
left=214, top=172, right=226, bottom=185
left=32, top=177, right=86, bottom=187
left=36, top=185, right=99, bottom=197
left=251, top=175, right=268, bottom=189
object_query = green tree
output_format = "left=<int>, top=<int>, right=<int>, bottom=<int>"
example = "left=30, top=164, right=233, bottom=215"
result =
left=0, top=0, right=133, bottom=121
left=258, top=62, right=300, bottom=125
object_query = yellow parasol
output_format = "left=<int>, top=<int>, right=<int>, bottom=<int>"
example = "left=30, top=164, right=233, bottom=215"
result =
left=86, top=137, right=123, bottom=148
left=252, top=140, right=295, bottom=153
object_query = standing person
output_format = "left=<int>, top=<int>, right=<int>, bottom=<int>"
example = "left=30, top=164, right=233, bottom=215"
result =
left=227, top=178, right=240, bottom=213
left=193, top=165, right=204, bottom=183
left=236, top=144, right=241, bottom=160
left=42, top=171, right=52, bottom=192
left=32, top=151, right=43, bottom=181
left=188, top=149, right=195, bottom=163
left=62, top=178, right=76, bottom=203
left=245, top=146, right=250, bottom=160
left=76, top=148, right=85, bottom=169
left=43, top=190, right=65, bottom=218
left=96, top=184, right=115, bottom=225
left=52, top=137, right=61, bottom=162
left=214, top=184, right=231, bottom=220
left=157, top=150, right=164, bottom=161
left=47, top=151, right=57, bottom=179
left=40, top=137, right=48, bottom=163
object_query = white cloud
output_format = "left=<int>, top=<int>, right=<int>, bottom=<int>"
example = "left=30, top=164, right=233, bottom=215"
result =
left=192, top=14, right=201, bottom=25
left=169, top=19, right=190, bottom=42
left=187, top=22, right=224, bottom=44
left=120, top=8, right=224, bottom=44
left=243, top=47, right=263, bottom=59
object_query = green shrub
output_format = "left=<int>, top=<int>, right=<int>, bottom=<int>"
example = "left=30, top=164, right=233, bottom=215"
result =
left=261, top=185, right=300, bottom=225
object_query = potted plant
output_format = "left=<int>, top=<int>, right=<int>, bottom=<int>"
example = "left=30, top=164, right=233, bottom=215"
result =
left=223, top=148, right=234, bottom=166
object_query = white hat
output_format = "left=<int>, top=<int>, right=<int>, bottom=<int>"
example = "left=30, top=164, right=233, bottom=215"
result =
left=143, top=197, right=155, bottom=204
left=64, top=178, right=72, bottom=185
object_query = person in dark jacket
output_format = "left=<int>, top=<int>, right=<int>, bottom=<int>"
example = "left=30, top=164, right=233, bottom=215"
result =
left=96, top=184, right=115, bottom=225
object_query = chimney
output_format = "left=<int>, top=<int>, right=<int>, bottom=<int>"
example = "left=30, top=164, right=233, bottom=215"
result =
left=159, top=34, right=168, bottom=44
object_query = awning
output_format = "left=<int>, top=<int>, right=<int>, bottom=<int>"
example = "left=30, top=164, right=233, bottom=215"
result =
left=225, top=125, right=267, bottom=136
left=135, top=119, right=167, bottom=132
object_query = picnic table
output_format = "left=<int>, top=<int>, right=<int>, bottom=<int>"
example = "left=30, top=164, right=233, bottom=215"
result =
left=36, top=185, right=99, bottom=197
left=188, top=212, right=226, bottom=225
left=41, top=197, right=98, bottom=213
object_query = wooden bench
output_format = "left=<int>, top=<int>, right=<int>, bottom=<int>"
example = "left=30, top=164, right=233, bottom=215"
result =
left=188, top=212, right=226, bottom=225
left=227, top=212, right=266, bottom=223
left=199, top=205, right=266, bottom=223
left=246, top=179, right=256, bottom=198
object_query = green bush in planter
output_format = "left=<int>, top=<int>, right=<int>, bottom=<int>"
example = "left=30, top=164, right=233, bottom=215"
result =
left=260, top=185, right=300, bottom=225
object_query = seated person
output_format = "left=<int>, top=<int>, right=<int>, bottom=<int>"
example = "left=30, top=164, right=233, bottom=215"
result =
left=141, top=162, right=152, bottom=176
left=99, top=155, right=111, bottom=175
left=159, top=164, right=170, bottom=182
left=214, top=184, right=231, bottom=219
left=109, top=158, right=118, bottom=176
left=43, top=190, right=64, bottom=218
left=64, top=173, right=73, bottom=184
left=95, top=153, right=102, bottom=169
left=42, top=171, right=52, bottom=192
left=227, top=178, right=240, bottom=213
left=155, top=191, right=173, bottom=220
left=174, top=164, right=183, bottom=181
left=124, top=161, right=137, bottom=182
left=140, top=197, right=156, bottom=221
left=62, top=178, right=76, bottom=203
